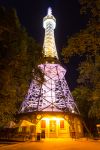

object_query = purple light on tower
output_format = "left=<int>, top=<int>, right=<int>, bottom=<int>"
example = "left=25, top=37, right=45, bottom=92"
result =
left=19, top=8, right=80, bottom=114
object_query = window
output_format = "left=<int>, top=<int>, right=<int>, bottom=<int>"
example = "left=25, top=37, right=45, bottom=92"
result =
left=22, top=126, right=27, bottom=133
left=60, top=120, right=64, bottom=128
left=30, top=125, right=35, bottom=133
left=41, top=120, right=46, bottom=128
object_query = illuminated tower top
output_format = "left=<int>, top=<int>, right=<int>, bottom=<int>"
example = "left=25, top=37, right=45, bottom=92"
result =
left=43, top=7, right=58, bottom=59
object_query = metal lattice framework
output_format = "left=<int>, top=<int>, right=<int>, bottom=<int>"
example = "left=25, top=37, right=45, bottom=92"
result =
left=19, top=8, right=80, bottom=114
left=19, top=64, right=79, bottom=113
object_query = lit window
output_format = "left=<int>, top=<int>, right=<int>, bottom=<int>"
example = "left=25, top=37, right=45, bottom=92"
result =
left=41, top=120, right=46, bottom=128
left=60, top=120, right=64, bottom=128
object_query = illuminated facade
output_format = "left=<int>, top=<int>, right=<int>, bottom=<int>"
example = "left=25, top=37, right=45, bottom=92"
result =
left=19, top=8, right=83, bottom=138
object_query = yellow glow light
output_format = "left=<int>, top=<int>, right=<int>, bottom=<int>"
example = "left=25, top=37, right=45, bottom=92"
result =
left=41, top=117, right=64, bottom=121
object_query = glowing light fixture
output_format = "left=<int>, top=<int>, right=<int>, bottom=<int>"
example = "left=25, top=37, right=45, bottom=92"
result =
left=41, top=117, right=64, bottom=121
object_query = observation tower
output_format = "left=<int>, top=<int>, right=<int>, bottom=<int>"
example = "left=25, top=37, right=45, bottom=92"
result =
left=19, top=8, right=83, bottom=138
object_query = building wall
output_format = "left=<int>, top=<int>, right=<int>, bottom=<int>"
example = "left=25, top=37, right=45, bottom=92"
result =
left=18, top=113, right=83, bottom=138
left=36, top=116, right=70, bottom=138
left=36, top=115, right=83, bottom=138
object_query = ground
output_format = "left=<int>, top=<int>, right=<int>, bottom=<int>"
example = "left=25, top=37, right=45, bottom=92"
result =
left=0, top=138, right=100, bottom=150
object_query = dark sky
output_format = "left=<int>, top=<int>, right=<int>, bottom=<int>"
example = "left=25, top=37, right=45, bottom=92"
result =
left=0, top=0, right=88, bottom=90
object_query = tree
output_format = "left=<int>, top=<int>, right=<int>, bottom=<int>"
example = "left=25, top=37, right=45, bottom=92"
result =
left=0, top=7, right=43, bottom=126
left=62, top=0, right=100, bottom=119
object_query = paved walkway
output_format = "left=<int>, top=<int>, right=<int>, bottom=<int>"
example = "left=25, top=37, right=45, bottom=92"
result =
left=0, top=138, right=100, bottom=150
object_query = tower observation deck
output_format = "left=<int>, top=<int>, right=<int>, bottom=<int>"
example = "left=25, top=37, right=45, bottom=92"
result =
left=19, top=8, right=79, bottom=114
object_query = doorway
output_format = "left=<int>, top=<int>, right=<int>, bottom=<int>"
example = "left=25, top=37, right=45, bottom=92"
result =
left=49, top=120, right=56, bottom=137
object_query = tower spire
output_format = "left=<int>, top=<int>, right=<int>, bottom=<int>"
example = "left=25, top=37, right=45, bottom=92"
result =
left=47, top=7, right=52, bottom=15
left=43, top=7, right=58, bottom=59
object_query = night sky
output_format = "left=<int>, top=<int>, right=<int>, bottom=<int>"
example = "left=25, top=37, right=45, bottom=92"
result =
left=0, top=0, right=88, bottom=90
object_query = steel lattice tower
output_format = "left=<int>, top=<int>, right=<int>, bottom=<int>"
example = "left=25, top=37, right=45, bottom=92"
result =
left=19, top=8, right=79, bottom=114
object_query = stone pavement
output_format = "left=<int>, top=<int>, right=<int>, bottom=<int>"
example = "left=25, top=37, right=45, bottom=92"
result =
left=0, top=138, right=100, bottom=150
